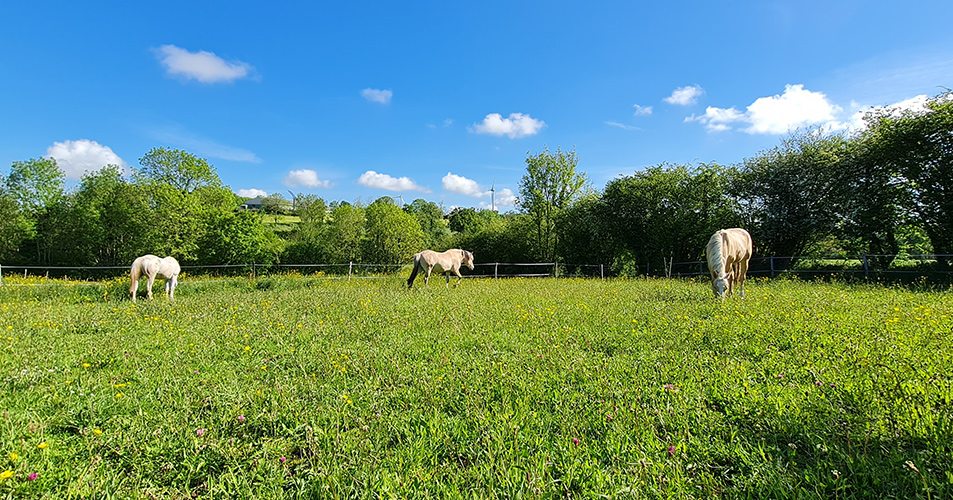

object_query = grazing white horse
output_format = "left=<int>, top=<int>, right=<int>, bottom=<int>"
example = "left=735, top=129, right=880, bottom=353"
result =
left=407, top=249, right=475, bottom=289
left=130, top=255, right=180, bottom=302
left=706, top=228, right=752, bottom=299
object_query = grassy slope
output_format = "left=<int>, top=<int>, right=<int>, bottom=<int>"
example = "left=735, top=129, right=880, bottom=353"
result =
left=0, top=276, right=950, bottom=498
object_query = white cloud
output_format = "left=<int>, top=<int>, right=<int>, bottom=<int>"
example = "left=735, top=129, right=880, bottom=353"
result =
left=494, top=187, right=517, bottom=208
left=152, top=129, right=262, bottom=163
left=442, top=172, right=484, bottom=197
left=236, top=188, right=268, bottom=198
left=478, top=188, right=517, bottom=210
left=154, top=44, right=254, bottom=84
left=846, top=94, right=934, bottom=132
left=284, top=169, right=332, bottom=189
left=664, top=85, right=704, bottom=106
left=686, top=84, right=847, bottom=134
left=745, top=84, right=841, bottom=134
left=469, top=113, right=546, bottom=138
left=685, top=106, right=746, bottom=132
left=633, top=104, right=653, bottom=116
left=46, top=139, right=127, bottom=180
left=361, top=88, right=393, bottom=104
left=356, top=170, right=429, bottom=192
left=606, top=121, right=640, bottom=131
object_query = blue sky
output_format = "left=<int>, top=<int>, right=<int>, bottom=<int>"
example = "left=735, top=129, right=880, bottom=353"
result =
left=3, top=1, right=952, bottom=212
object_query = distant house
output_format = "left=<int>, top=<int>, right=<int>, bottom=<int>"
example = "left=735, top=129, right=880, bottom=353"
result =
left=240, top=197, right=264, bottom=210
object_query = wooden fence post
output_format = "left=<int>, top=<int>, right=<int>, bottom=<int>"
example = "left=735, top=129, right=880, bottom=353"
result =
left=348, top=262, right=353, bottom=281
left=600, top=264, right=604, bottom=280
left=770, top=256, right=775, bottom=278
left=862, top=254, right=869, bottom=278
left=494, top=263, right=498, bottom=280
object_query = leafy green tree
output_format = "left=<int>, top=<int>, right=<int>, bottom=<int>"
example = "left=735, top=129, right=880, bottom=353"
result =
left=602, top=163, right=743, bottom=274
left=136, top=147, right=224, bottom=193
left=197, top=210, right=283, bottom=265
left=448, top=207, right=495, bottom=234
left=458, top=213, right=534, bottom=264
left=136, top=182, right=204, bottom=262
left=837, top=133, right=906, bottom=268
left=261, top=193, right=288, bottom=223
left=555, top=194, right=615, bottom=267
left=519, top=147, right=590, bottom=261
left=296, top=195, right=328, bottom=225
left=0, top=189, right=29, bottom=262
left=862, top=92, right=953, bottom=257
left=4, top=157, right=66, bottom=263
left=3, top=157, right=65, bottom=215
left=323, top=203, right=366, bottom=264
left=284, top=195, right=330, bottom=263
left=738, top=132, right=846, bottom=261
left=362, top=199, right=424, bottom=265
left=404, top=198, right=450, bottom=248
left=69, top=165, right=151, bottom=266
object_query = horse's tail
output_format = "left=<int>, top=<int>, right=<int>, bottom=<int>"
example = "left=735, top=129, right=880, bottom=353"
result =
left=407, top=253, right=421, bottom=288
left=129, top=258, right=142, bottom=295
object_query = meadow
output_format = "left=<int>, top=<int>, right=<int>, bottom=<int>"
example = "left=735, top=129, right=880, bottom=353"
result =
left=0, top=274, right=950, bottom=499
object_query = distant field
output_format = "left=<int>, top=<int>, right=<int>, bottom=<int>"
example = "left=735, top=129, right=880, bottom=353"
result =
left=1, top=276, right=950, bottom=498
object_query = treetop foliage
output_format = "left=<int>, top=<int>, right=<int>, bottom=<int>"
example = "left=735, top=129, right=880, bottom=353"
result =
left=1, top=92, right=950, bottom=271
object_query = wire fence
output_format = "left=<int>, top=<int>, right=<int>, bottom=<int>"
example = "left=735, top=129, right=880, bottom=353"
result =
left=1, top=254, right=951, bottom=285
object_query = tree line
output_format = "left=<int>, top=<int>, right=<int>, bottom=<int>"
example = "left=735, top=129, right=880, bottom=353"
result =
left=1, top=92, right=950, bottom=274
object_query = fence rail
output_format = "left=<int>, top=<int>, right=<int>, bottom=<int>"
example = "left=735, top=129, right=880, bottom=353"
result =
left=1, top=255, right=951, bottom=285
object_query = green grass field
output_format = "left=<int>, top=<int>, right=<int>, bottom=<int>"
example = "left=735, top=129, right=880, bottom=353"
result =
left=1, top=275, right=950, bottom=499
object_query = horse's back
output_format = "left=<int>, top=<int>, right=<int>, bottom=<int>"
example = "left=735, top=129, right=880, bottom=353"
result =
left=160, top=256, right=181, bottom=275
left=723, top=228, right=752, bottom=260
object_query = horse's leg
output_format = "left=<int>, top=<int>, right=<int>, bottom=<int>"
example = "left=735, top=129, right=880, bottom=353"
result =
left=130, top=277, right=138, bottom=302
left=727, top=266, right=736, bottom=297
left=407, top=262, right=419, bottom=289
left=452, top=266, right=463, bottom=287
left=424, top=266, right=432, bottom=288
left=146, top=272, right=156, bottom=300
left=167, top=275, right=178, bottom=300
left=737, top=259, right=749, bottom=297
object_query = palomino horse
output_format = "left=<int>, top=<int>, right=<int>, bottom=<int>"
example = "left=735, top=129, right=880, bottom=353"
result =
left=130, top=255, right=181, bottom=302
left=407, top=249, right=475, bottom=289
left=706, top=228, right=752, bottom=298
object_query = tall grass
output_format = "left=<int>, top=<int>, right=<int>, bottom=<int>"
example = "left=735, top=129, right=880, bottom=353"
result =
left=1, top=276, right=950, bottom=498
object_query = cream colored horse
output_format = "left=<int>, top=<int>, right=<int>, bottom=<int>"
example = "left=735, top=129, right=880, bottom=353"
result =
left=706, top=228, right=752, bottom=298
left=407, top=249, right=475, bottom=289
left=130, top=255, right=180, bottom=301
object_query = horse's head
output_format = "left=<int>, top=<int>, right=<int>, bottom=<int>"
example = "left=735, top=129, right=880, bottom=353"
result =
left=463, top=250, right=475, bottom=270
left=712, top=276, right=728, bottom=298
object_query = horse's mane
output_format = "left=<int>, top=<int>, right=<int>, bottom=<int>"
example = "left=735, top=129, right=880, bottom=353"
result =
left=706, top=232, right=726, bottom=279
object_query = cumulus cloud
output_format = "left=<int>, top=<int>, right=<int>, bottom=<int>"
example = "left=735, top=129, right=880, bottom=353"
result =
left=744, top=85, right=842, bottom=134
left=356, top=170, right=429, bottom=192
left=284, top=169, right=332, bottom=189
left=469, top=113, right=545, bottom=138
left=361, top=88, right=393, bottom=104
left=442, top=173, right=484, bottom=197
left=846, top=94, right=934, bottom=132
left=633, top=104, right=653, bottom=116
left=686, top=84, right=847, bottom=134
left=236, top=188, right=268, bottom=198
left=664, top=85, right=704, bottom=106
left=154, top=44, right=255, bottom=84
left=493, top=187, right=517, bottom=208
left=46, top=139, right=127, bottom=180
